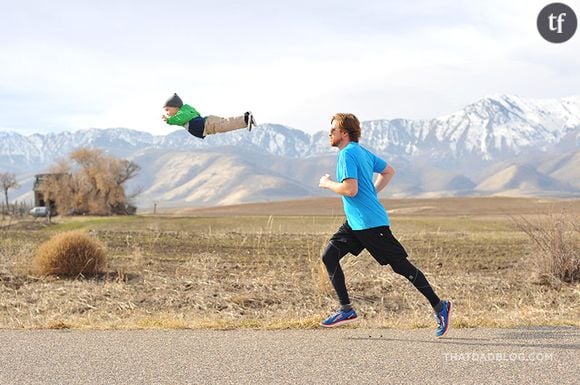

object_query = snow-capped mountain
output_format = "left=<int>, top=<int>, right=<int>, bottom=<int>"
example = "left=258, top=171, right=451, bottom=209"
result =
left=361, top=94, right=580, bottom=161
left=1, top=94, right=579, bottom=207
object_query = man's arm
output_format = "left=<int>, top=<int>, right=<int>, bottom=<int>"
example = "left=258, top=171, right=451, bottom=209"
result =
left=319, top=174, right=358, bottom=197
left=374, top=164, right=395, bottom=193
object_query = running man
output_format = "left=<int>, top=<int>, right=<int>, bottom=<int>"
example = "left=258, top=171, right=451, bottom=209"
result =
left=318, top=113, right=452, bottom=337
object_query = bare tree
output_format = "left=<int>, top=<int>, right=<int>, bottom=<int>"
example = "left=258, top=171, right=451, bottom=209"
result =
left=40, top=148, right=140, bottom=216
left=0, top=172, right=20, bottom=210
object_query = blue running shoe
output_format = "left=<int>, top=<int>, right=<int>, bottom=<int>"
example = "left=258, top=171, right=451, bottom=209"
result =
left=435, top=300, right=452, bottom=337
left=320, top=308, right=358, bottom=328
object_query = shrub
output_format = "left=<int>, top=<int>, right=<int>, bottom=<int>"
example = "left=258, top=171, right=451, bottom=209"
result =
left=33, top=231, right=106, bottom=277
left=513, top=212, right=579, bottom=284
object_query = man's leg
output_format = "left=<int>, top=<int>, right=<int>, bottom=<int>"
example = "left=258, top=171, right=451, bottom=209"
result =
left=360, top=226, right=452, bottom=336
left=391, top=258, right=452, bottom=337
left=389, top=258, right=441, bottom=308
left=319, top=223, right=364, bottom=327
left=360, top=227, right=441, bottom=309
left=321, top=240, right=351, bottom=308
left=203, top=114, right=248, bottom=135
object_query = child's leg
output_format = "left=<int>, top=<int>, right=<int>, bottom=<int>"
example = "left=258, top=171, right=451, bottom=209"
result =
left=203, top=115, right=247, bottom=136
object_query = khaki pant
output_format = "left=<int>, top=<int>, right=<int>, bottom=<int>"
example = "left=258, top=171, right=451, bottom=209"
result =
left=203, top=115, right=247, bottom=136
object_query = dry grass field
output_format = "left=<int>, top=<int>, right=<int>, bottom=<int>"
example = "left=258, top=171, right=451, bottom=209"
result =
left=1, top=197, right=578, bottom=330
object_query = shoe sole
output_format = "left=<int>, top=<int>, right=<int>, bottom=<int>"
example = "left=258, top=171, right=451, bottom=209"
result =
left=320, top=316, right=359, bottom=328
left=437, top=301, right=453, bottom=338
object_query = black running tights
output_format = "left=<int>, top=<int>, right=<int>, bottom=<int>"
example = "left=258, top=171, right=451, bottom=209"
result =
left=321, top=240, right=441, bottom=308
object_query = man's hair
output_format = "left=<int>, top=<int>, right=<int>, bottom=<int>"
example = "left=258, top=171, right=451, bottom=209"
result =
left=331, top=113, right=361, bottom=142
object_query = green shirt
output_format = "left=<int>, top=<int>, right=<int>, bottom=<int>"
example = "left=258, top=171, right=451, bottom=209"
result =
left=166, top=104, right=201, bottom=126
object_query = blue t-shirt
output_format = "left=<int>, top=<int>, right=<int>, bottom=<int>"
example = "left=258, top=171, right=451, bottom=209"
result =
left=336, top=142, right=390, bottom=230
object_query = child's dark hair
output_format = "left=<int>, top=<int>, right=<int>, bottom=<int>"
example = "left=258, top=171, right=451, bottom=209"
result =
left=164, top=93, right=183, bottom=108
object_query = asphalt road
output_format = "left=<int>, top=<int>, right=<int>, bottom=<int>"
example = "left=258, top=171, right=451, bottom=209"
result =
left=0, top=327, right=578, bottom=385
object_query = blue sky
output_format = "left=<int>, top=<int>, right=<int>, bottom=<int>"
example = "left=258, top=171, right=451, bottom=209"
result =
left=0, top=0, right=578, bottom=134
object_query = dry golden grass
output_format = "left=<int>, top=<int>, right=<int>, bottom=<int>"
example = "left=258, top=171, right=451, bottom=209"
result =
left=0, top=197, right=578, bottom=329
left=32, top=231, right=107, bottom=278
left=512, top=212, right=579, bottom=283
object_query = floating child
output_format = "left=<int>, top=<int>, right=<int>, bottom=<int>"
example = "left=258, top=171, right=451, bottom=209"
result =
left=162, top=93, right=256, bottom=139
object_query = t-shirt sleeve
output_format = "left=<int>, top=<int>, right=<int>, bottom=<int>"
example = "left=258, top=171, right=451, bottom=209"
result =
left=372, top=153, right=388, bottom=173
left=337, top=151, right=358, bottom=182
left=166, top=107, right=195, bottom=126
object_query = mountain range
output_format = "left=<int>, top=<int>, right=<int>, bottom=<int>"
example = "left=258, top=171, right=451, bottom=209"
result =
left=1, top=94, right=578, bottom=208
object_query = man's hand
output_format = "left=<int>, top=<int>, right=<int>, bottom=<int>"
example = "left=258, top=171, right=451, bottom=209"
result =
left=319, top=174, right=332, bottom=189
left=319, top=174, right=358, bottom=197
left=162, top=115, right=168, bottom=122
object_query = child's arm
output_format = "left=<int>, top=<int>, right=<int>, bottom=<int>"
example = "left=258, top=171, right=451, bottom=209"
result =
left=166, top=105, right=200, bottom=126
